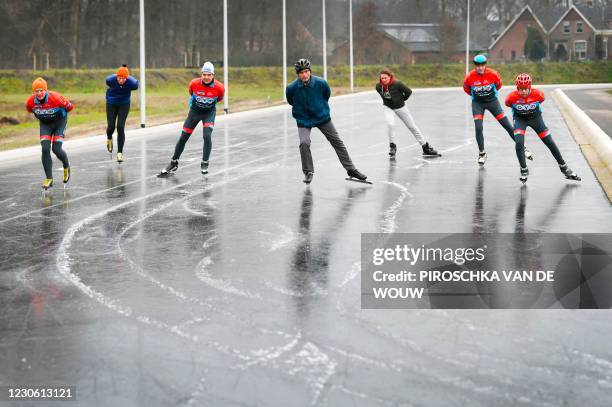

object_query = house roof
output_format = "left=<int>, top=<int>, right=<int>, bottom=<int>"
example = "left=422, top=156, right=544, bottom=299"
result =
left=532, top=7, right=568, bottom=31
left=549, top=5, right=597, bottom=33
left=378, top=23, right=438, bottom=43
left=489, top=6, right=547, bottom=50
left=377, top=23, right=485, bottom=53
left=573, top=4, right=612, bottom=30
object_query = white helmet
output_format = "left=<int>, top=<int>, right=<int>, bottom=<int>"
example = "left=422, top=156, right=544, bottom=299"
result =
left=201, top=61, right=215, bottom=74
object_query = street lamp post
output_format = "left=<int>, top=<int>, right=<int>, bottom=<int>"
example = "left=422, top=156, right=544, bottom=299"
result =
left=465, top=0, right=470, bottom=75
left=283, top=0, right=287, bottom=100
left=349, top=0, right=354, bottom=92
left=223, top=0, right=229, bottom=113
left=139, top=0, right=146, bottom=127
left=322, top=0, right=327, bottom=80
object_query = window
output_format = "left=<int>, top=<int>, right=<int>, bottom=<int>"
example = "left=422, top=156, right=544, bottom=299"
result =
left=576, top=22, right=583, bottom=33
left=511, top=50, right=516, bottom=60
left=575, top=40, right=587, bottom=60
left=563, top=21, right=571, bottom=33
left=604, top=38, right=609, bottom=59
left=499, top=49, right=504, bottom=60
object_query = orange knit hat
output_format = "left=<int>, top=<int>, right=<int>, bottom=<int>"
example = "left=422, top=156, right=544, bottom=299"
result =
left=32, top=77, right=48, bottom=92
left=116, top=64, right=129, bottom=78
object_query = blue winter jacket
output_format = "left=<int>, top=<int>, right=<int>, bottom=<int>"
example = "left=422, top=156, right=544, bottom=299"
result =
left=105, top=74, right=139, bottom=105
left=285, top=75, right=331, bottom=128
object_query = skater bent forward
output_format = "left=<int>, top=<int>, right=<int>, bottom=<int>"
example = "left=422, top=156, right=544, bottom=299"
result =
left=105, top=64, right=139, bottom=163
left=159, top=62, right=224, bottom=176
left=505, top=73, right=580, bottom=183
left=25, top=77, right=74, bottom=190
left=375, top=68, right=440, bottom=158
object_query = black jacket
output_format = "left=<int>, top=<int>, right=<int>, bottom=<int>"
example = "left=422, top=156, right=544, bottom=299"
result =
left=375, top=79, right=412, bottom=109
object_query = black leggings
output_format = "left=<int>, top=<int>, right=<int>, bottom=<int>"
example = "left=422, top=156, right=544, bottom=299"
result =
left=41, top=141, right=69, bottom=178
left=106, top=103, right=130, bottom=153
left=513, top=115, right=565, bottom=168
left=172, top=108, right=216, bottom=161
left=472, top=99, right=515, bottom=152
left=39, top=117, right=69, bottom=179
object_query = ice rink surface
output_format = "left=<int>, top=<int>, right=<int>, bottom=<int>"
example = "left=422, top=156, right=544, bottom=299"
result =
left=1, top=87, right=611, bottom=406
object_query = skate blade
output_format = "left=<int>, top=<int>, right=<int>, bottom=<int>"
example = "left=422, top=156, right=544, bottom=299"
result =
left=520, top=177, right=527, bottom=184
left=157, top=172, right=173, bottom=178
left=566, top=175, right=581, bottom=181
left=345, top=177, right=373, bottom=185
left=423, top=154, right=442, bottom=158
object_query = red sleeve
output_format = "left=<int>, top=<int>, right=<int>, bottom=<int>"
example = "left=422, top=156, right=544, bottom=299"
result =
left=504, top=92, right=515, bottom=107
left=189, top=80, right=194, bottom=95
left=25, top=95, right=34, bottom=112
left=58, top=94, right=74, bottom=112
left=493, top=70, right=502, bottom=90
left=534, top=89, right=545, bottom=103
left=462, top=73, right=472, bottom=95
left=217, top=81, right=224, bottom=102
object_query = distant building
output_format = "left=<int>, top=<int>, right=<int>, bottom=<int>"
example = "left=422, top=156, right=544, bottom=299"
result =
left=488, top=4, right=612, bottom=62
left=331, top=23, right=486, bottom=65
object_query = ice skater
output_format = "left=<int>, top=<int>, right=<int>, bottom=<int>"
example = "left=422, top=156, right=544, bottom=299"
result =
left=105, top=64, right=139, bottom=162
left=505, top=73, right=580, bottom=183
left=463, top=54, right=533, bottom=166
left=159, top=62, right=224, bottom=177
left=375, top=68, right=440, bottom=158
left=25, top=77, right=74, bottom=190
left=285, top=58, right=368, bottom=184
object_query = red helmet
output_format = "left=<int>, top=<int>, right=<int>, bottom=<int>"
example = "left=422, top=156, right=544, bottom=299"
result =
left=516, top=73, right=532, bottom=89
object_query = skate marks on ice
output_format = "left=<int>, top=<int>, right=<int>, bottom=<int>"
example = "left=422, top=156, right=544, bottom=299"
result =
left=257, top=223, right=297, bottom=252
left=52, top=156, right=423, bottom=405
left=378, top=181, right=414, bottom=234
left=195, top=255, right=263, bottom=300
left=60, top=117, right=475, bottom=403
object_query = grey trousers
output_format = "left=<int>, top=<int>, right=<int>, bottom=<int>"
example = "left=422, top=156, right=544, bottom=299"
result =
left=383, top=105, right=426, bottom=145
left=297, top=120, right=355, bottom=175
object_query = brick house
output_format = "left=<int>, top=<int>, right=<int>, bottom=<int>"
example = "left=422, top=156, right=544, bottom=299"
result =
left=548, top=5, right=612, bottom=61
left=488, top=4, right=612, bottom=62
left=488, top=6, right=548, bottom=62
